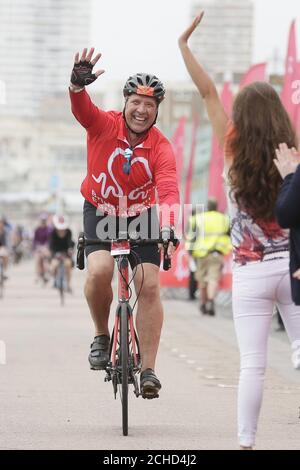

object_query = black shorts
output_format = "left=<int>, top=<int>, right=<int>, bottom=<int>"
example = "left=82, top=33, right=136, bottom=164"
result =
left=83, top=200, right=161, bottom=269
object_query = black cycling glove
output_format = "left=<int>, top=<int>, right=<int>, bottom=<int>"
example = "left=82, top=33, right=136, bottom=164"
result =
left=70, top=60, right=98, bottom=87
left=160, top=226, right=180, bottom=248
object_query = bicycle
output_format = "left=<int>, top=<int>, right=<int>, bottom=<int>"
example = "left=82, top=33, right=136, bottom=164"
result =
left=35, top=246, right=51, bottom=285
left=76, top=231, right=172, bottom=436
left=53, top=253, right=69, bottom=306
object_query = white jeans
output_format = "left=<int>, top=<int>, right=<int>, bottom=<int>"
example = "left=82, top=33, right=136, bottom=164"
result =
left=232, top=257, right=300, bottom=447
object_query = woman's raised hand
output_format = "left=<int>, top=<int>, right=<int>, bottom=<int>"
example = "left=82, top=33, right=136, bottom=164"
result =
left=274, top=143, right=300, bottom=179
left=178, top=12, right=204, bottom=46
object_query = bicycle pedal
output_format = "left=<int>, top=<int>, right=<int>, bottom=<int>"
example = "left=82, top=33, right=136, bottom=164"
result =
left=141, top=387, right=160, bottom=399
left=142, top=393, right=159, bottom=400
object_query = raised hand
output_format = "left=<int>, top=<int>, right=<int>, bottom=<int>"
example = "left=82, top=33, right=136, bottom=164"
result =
left=274, top=143, right=300, bottom=179
left=178, top=11, right=204, bottom=46
left=71, top=47, right=105, bottom=88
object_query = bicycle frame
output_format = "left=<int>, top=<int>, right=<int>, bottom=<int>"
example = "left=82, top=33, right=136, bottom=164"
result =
left=111, top=252, right=139, bottom=372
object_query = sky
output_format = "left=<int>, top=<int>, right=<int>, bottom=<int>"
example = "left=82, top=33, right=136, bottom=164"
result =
left=90, top=0, right=300, bottom=85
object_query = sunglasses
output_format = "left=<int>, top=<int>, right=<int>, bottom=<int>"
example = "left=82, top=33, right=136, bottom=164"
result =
left=123, top=147, right=133, bottom=175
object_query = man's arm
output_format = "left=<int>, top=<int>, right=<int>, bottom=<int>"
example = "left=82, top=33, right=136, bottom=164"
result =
left=69, top=88, right=113, bottom=134
left=153, top=141, right=180, bottom=230
left=178, top=13, right=228, bottom=148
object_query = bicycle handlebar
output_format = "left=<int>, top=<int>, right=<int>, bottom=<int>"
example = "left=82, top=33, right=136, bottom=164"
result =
left=76, top=232, right=172, bottom=271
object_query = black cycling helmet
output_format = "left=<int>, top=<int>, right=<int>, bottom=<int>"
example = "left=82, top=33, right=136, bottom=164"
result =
left=123, top=73, right=165, bottom=103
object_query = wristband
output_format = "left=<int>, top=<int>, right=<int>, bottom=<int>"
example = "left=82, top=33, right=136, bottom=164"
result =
left=69, top=83, right=84, bottom=93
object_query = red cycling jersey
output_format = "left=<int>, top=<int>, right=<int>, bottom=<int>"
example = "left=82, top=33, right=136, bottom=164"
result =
left=70, top=89, right=180, bottom=226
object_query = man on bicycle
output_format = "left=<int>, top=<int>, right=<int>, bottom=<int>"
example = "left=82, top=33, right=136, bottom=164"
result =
left=69, top=48, right=180, bottom=398
left=33, top=213, right=52, bottom=283
left=49, top=215, right=75, bottom=293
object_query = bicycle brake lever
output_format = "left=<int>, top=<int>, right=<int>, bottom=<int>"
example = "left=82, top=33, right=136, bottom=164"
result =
left=163, top=242, right=171, bottom=271
left=76, top=232, right=85, bottom=270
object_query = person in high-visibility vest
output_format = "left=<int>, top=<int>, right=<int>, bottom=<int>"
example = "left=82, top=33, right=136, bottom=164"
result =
left=188, top=199, right=231, bottom=315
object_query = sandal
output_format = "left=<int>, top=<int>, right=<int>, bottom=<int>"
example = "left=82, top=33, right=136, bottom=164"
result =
left=140, top=368, right=161, bottom=399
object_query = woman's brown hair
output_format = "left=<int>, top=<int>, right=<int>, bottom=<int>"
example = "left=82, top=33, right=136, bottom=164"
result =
left=227, top=81, right=297, bottom=221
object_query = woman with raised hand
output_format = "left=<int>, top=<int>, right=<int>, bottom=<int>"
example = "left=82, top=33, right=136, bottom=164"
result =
left=179, top=12, right=300, bottom=449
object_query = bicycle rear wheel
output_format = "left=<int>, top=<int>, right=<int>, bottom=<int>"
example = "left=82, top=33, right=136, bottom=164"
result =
left=120, top=302, right=129, bottom=436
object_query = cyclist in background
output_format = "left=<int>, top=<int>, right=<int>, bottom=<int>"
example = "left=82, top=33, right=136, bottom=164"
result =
left=49, top=215, right=75, bottom=293
left=33, top=214, right=52, bottom=283
left=69, top=47, right=180, bottom=398
left=0, top=216, right=10, bottom=276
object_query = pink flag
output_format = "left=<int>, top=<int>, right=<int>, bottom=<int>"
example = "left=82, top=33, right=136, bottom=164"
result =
left=171, top=116, right=187, bottom=190
left=281, top=20, right=298, bottom=124
left=294, top=62, right=300, bottom=137
left=184, top=114, right=199, bottom=206
left=221, top=81, right=233, bottom=116
left=239, top=63, right=267, bottom=89
left=295, top=99, right=300, bottom=138
left=208, top=82, right=233, bottom=213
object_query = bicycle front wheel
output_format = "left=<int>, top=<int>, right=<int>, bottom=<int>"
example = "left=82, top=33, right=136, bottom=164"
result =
left=120, top=302, right=129, bottom=436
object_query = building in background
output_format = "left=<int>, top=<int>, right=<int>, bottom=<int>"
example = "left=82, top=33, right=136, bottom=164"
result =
left=159, top=81, right=205, bottom=133
left=0, top=91, right=104, bottom=220
left=0, top=0, right=91, bottom=223
left=0, top=0, right=91, bottom=117
left=190, top=0, right=254, bottom=85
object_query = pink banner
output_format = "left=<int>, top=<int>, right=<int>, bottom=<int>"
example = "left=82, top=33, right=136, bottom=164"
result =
left=159, top=245, right=232, bottom=291
left=221, top=81, right=233, bottom=116
left=294, top=62, right=300, bottom=137
left=295, top=105, right=300, bottom=138
left=171, top=117, right=187, bottom=190
left=208, top=82, right=233, bottom=213
left=281, top=20, right=298, bottom=124
left=159, top=243, right=190, bottom=288
left=184, top=115, right=199, bottom=206
left=239, top=63, right=267, bottom=89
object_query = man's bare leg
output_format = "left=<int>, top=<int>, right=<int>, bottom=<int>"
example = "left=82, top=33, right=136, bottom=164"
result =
left=84, top=250, right=114, bottom=337
left=133, top=263, right=163, bottom=371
